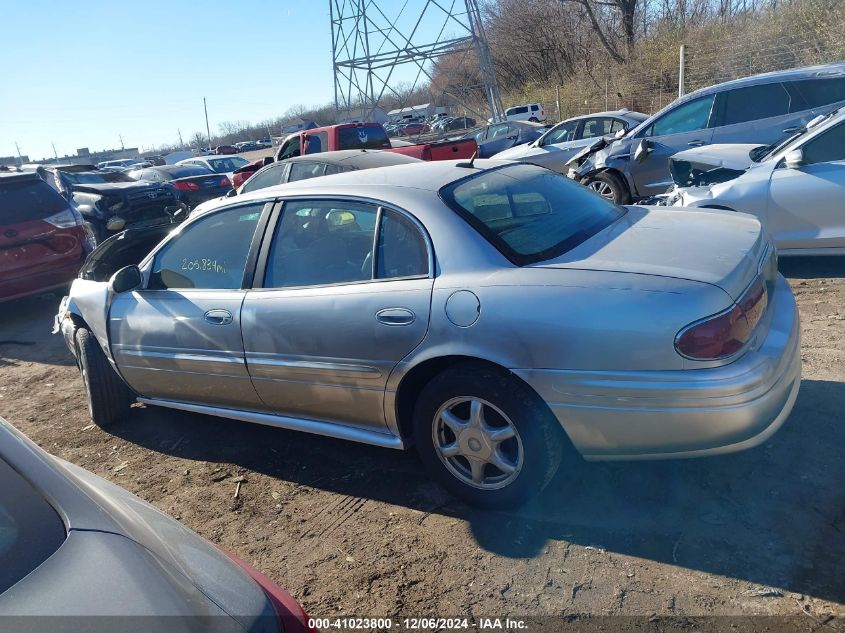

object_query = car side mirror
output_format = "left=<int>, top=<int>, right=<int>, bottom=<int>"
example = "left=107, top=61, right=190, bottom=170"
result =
left=109, top=265, right=142, bottom=294
left=226, top=188, right=237, bottom=197
left=784, top=148, right=804, bottom=169
left=634, top=138, right=652, bottom=163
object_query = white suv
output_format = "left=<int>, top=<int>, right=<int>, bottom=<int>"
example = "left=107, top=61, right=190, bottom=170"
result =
left=503, top=103, right=546, bottom=123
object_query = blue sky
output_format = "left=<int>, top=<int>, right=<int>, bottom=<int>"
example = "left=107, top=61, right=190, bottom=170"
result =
left=0, top=2, right=344, bottom=160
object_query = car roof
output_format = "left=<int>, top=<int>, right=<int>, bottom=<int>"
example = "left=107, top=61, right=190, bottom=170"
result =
left=0, top=171, right=40, bottom=183
left=232, top=159, right=503, bottom=206
left=283, top=149, right=421, bottom=169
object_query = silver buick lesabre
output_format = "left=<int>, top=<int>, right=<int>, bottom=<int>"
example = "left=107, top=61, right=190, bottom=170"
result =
left=57, top=160, right=801, bottom=508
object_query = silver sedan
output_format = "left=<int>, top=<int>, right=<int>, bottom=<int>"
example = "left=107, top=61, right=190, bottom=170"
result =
left=57, top=160, right=801, bottom=508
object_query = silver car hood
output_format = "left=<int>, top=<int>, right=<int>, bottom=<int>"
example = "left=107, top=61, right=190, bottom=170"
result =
left=534, top=206, right=765, bottom=300
left=670, top=144, right=761, bottom=171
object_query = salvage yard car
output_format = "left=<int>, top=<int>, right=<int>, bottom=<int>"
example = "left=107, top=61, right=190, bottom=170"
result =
left=0, top=417, right=313, bottom=633
left=660, top=107, right=845, bottom=255
left=570, top=62, right=845, bottom=202
left=493, top=109, right=648, bottom=170
left=127, top=164, right=232, bottom=210
left=1, top=172, right=92, bottom=303
left=56, top=160, right=800, bottom=508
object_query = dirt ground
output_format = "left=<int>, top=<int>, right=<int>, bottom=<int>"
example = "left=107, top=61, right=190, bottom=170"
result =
left=1, top=257, right=844, bottom=629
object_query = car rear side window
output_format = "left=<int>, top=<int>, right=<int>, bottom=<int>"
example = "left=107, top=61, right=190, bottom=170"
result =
left=148, top=203, right=263, bottom=290
left=719, top=82, right=792, bottom=126
left=788, top=77, right=845, bottom=110
left=441, top=164, right=624, bottom=265
left=0, top=178, right=67, bottom=226
left=377, top=210, right=428, bottom=279
left=0, top=458, right=66, bottom=594
left=338, top=125, right=391, bottom=150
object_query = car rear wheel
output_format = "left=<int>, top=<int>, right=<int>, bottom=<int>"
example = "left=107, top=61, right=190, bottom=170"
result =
left=76, top=327, right=131, bottom=428
left=586, top=171, right=631, bottom=204
left=413, top=362, right=567, bottom=508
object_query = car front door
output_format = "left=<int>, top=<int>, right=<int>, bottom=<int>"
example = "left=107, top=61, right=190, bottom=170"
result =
left=241, top=199, right=433, bottom=431
left=630, top=94, right=716, bottom=197
left=109, top=202, right=270, bottom=408
left=767, top=122, right=845, bottom=250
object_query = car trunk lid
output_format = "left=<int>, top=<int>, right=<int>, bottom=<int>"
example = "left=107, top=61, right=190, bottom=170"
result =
left=532, top=205, right=768, bottom=301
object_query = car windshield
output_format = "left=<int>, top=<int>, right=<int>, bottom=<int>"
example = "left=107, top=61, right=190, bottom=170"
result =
left=62, top=171, right=135, bottom=184
left=440, top=163, right=624, bottom=265
left=750, top=109, right=840, bottom=162
left=207, top=157, right=249, bottom=172
left=0, top=457, right=66, bottom=593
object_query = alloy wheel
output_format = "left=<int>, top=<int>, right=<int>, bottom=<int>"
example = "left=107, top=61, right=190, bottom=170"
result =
left=432, top=397, right=524, bottom=490
left=587, top=179, right=615, bottom=199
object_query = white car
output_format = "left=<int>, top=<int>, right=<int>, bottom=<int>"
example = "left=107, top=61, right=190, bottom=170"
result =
left=177, top=155, right=249, bottom=181
left=492, top=110, right=648, bottom=172
left=664, top=107, right=845, bottom=255
left=497, top=103, right=546, bottom=123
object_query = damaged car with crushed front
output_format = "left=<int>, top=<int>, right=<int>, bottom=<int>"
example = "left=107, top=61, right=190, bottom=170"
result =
left=55, top=160, right=801, bottom=509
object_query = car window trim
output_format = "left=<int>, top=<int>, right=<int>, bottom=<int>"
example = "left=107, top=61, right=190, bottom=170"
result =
left=137, top=199, right=275, bottom=292
left=251, top=194, right=435, bottom=291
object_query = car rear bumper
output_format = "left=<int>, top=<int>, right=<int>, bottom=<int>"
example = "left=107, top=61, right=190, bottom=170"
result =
left=0, top=261, right=83, bottom=303
left=512, top=274, right=801, bottom=460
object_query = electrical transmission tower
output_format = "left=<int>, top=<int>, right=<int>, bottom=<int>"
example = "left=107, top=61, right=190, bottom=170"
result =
left=330, top=0, right=504, bottom=122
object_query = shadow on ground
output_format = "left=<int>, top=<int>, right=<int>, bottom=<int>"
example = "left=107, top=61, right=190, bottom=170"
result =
left=779, top=255, right=845, bottom=279
left=0, top=293, right=74, bottom=368
left=110, top=378, right=845, bottom=605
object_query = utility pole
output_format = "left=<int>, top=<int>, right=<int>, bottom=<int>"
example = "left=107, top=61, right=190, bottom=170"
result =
left=14, top=142, right=23, bottom=166
left=119, top=134, right=125, bottom=151
left=678, top=45, right=686, bottom=98
left=177, top=128, right=184, bottom=148
left=204, top=97, right=212, bottom=148
left=51, top=142, right=59, bottom=165
left=555, top=85, right=561, bottom=121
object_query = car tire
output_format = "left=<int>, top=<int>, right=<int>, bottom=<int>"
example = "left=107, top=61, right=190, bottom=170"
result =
left=586, top=171, right=631, bottom=204
left=413, top=362, right=569, bottom=509
left=76, top=327, right=131, bottom=428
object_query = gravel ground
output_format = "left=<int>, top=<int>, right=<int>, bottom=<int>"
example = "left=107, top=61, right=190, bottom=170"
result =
left=0, top=257, right=843, bottom=630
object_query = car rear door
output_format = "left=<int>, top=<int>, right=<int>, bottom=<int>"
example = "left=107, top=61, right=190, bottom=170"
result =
left=710, top=81, right=800, bottom=146
left=108, top=201, right=270, bottom=408
left=241, top=198, right=433, bottom=431
left=767, top=121, right=845, bottom=250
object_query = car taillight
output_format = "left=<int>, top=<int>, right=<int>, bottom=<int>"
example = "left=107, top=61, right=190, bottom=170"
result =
left=220, top=176, right=231, bottom=187
left=214, top=545, right=315, bottom=633
left=43, top=207, right=82, bottom=228
left=173, top=181, right=200, bottom=191
left=675, top=276, right=767, bottom=361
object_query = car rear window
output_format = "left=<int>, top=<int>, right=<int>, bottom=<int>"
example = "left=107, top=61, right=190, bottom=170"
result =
left=0, top=457, right=66, bottom=593
left=338, top=125, right=391, bottom=150
left=440, top=164, right=624, bottom=265
left=62, top=171, right=135, bottom=185
left=0, top=178, right=68, bottom=226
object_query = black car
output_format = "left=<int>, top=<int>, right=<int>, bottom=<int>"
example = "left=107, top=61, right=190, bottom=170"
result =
left=38, top=167, right=186, bottom=244
left=127, top=165, right=232, bottom=210
left=463, top=121, right=549, bottom=158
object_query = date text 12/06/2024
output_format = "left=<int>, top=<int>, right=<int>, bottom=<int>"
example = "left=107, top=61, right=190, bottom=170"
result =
left=307, top=618, right=528, bottom=630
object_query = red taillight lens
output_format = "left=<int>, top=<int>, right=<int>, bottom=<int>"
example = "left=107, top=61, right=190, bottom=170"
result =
left=220, top=176, right=231, bottom=187
left=173, top=181, right=200, bottom=191
left=214, top=545, right=314, bottom=633
left=675, top=277, right=767, bottom=360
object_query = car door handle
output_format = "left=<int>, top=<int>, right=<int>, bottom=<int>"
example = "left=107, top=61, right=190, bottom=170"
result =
left=687, top=139, right=706, bottom=147
left=375, top=308, right=415, bottom=326
left=204, top=309, right=233, bottom=325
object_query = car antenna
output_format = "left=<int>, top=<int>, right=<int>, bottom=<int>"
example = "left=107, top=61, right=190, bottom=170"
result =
left=457, top=150, right=479, bottom=169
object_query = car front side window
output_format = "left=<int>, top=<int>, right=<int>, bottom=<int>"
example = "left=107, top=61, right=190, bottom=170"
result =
left=800, top=123, right=845, bottom=165
left=541, top=121, right=578, bottom=145
left=148, top=204, right=263, bottom=290
left=242, top=164, right=286, bottom=193
left=648, top=95, right=716, bottom=137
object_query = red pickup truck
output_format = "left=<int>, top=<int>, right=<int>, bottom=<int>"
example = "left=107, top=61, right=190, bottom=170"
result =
left=232, top=122, right=477, bottom=189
